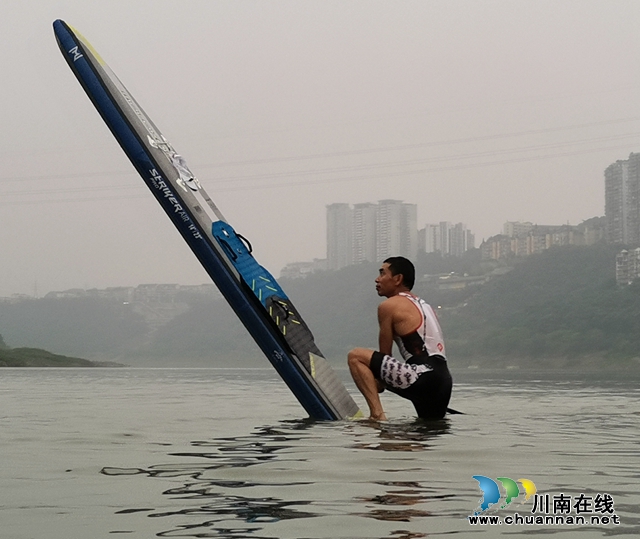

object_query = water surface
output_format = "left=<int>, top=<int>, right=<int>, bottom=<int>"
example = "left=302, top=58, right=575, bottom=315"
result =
left=1, top=367, right=638, bottom=538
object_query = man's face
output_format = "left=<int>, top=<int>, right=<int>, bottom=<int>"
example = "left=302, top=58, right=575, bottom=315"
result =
left=375, top=263, right=400, bottom=297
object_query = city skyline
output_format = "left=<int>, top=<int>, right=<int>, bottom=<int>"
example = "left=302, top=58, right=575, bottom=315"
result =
left=1, top=206, right=605, bottom=300
left=2, top=2, right=639, bottom=297
left=0, top=211, right=616, bottom=299
left=327, top=199, right=480, bottom=271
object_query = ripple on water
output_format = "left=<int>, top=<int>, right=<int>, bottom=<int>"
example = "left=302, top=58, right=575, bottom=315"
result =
left=101, top=419, right=465, bottom=538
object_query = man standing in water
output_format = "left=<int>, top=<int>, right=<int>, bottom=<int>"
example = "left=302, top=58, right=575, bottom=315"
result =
left=347, top=257, right=452, bottom=420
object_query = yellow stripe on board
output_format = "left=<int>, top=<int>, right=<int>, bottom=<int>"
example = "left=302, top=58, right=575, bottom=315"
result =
left=70, top=26, right=107, bottom=66
left=309, top=354, right=316, bottom=378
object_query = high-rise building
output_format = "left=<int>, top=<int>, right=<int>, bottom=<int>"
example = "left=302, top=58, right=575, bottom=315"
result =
left=352, top=203, right=377, bottom=264
left=326, top=203, right=352, bottom=270
left=438, top=221, right=450, bottom=255
left=419, top=222, right=475, bottom=256
left=327, top=200, right=418, bottom=269
left=400, top=203, right=418, bottom=260
left=450, top=222, right=474, bottom=257
left=375, top=199, right=402, bottom=260
left=376, top=200, right=417, bottom=261
left=605, top=153, right=640, bottom=245
left=421, top=224, right=440, bottom=253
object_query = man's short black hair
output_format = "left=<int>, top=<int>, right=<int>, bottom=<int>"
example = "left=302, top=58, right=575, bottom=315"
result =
left=384, top=256, right=415, bottom=290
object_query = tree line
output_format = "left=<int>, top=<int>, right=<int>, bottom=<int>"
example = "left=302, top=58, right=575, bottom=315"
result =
left=1, top=244, right=638, bottom=369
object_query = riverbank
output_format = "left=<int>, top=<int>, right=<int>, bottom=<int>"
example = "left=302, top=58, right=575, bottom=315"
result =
left=0, top=347, right=123, bottom=367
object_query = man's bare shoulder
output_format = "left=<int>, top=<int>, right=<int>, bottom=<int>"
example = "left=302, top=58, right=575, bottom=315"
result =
left=377, top=294, right=409, bottom=313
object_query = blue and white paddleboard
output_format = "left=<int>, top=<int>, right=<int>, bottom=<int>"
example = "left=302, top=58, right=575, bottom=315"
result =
left=53, top=20, right=361, bottom=420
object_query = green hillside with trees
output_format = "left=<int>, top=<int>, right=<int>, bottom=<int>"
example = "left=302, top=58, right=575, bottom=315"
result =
left=0, top=333, right=117, bottom=367
left=0, top=346, right=97, bottom=367
left=439, top=244, right=640, bottom=368
left=0, top=297, right=148, bottom=360
left=1, top=244, right=638, bottom=369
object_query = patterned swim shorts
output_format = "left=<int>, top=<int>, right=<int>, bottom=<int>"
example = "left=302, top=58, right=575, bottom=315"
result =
left=372, top=353, right=432, bottom=389
left=368, top=350, right=452, bottom=419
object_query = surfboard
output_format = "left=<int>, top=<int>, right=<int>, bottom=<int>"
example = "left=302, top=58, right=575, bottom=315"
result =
left=52, top=19, right=362, bottom=420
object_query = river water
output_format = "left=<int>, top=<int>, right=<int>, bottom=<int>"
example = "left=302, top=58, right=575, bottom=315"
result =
left=1, top=367, right=639, bottom=538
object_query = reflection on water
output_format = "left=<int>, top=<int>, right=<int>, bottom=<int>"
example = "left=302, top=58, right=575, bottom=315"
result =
left=102, top=419, right=449, bottom=538
left=350, top=419, right=450, bottom=452
left=4, top=368, right=640, bottom=539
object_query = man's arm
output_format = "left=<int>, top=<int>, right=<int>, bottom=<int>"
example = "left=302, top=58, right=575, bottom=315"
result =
left=377, top=299, right=395, bottom=356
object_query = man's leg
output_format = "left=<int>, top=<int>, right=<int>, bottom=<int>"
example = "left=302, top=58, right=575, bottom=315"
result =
left=347, top=348, right=387, bottom=421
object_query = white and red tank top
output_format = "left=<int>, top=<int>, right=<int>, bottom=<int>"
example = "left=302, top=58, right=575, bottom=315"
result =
left=393, top=292, right=446, bottom=362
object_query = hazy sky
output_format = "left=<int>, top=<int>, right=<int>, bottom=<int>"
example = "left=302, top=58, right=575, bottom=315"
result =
left=2, top=0, right=639, bottom=296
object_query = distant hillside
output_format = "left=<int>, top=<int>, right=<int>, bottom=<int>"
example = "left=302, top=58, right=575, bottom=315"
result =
left=0, top=297, right=149, bottom=361
left=441, top=244, right=640, bottom=368
left=0, top=347, right=106, bottom=367
left=1, top=244, right=637, bottom=369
